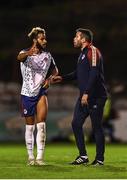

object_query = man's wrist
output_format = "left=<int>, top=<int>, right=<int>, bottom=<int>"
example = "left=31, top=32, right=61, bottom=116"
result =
left=26, top=51, right=31, bottom=56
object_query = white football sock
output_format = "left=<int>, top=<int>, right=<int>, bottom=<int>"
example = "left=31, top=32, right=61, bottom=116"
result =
left=36, top=122, right=46, bottom=160
left=25, top=124, right=35, bottom=159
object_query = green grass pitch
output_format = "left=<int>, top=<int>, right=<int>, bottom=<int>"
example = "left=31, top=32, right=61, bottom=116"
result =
left=0, top=143, right=127, bottom=179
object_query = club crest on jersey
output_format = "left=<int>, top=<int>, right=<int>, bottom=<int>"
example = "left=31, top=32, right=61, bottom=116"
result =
left=82, top=54, right=85, bottom=59
left=24, top=109, right=27, bottom=114
left=93, top=105, right=97, bottom=109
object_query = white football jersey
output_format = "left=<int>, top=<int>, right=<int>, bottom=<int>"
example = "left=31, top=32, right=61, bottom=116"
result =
left=20, top=50, right=56, bottom=97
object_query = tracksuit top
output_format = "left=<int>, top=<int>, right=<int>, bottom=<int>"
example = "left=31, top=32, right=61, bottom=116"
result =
left=62, top=45, right=107, bottom=99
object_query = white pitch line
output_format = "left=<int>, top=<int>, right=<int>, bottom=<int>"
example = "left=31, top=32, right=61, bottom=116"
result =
left=0, top=167, right=26, bottom=168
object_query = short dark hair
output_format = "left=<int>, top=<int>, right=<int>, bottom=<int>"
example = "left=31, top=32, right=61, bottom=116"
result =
left=76, top=28, right=93, bottom=43
left=28, top=27, right=45, bottom=40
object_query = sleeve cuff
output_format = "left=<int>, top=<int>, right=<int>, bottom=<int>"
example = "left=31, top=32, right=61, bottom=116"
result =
left=84, top=90, right=89, bottom=94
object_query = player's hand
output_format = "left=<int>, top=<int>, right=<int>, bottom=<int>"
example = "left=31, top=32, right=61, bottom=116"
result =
left=42, top=79, right=51, bottom=89
left=81, top=94, right=88, bottom=106
left=50, top=76, right=62, bottom=84
left=27, top=46, right=39, bottom=56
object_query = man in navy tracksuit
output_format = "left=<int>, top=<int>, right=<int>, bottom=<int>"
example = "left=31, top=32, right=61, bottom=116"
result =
left=52, top=28, right=107, bottom=166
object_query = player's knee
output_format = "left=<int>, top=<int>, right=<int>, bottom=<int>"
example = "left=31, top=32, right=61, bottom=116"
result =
left=93, top=125, right=103, bottom=134
left=72, top=120, right=82, bottom=129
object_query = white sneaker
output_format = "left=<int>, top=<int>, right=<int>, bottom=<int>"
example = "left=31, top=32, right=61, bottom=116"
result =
left=27, top=158, right=35, bottom=166
left=35, top=159, right=45, bottom=166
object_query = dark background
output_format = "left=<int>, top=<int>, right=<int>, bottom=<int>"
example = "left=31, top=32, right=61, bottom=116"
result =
left=0, top=0, right=127, bottom=85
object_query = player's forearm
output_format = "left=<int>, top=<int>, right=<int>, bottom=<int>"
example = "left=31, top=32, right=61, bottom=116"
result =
left=17, top=52, right=29, bottom=62
left=51, top=66, right=59, bottom=76
left=42, top=67, right=59, bottom=88
left=62, top=71, right=77, bottom=81
left=48, top=67, right=59, bottom=80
